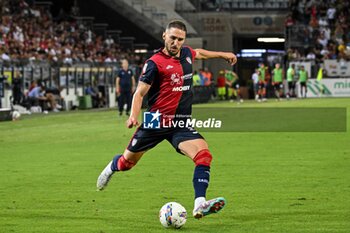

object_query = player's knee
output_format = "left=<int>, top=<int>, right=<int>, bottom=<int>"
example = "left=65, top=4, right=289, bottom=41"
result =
left=117, top=155, right=136, bottom=171
left=193, top=149, right=212, bottom=167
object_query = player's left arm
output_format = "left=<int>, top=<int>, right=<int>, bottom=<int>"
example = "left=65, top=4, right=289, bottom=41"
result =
left=194, top=48, right=237, bottom=65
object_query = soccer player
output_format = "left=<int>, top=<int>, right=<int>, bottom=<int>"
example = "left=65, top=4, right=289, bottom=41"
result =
left=217, top=70, right=226, bottom=100
left=257, top=63, right=267, bottom=101
left=192, top=70, right=201, bottom=86
left=225, top=69, right=242, bottom=102
left=271, top=63, right=284, bottom=100
left=116, top=59, right=135, bottom=116
left=97, top=20, right=237, bottom=219
left=231, top=71, right=243, bottom=103
left=286, top=64, right=296, bottom=98
left=251, top=68, right=259, bottom=100
left=299, top=65, right=308, bottom=98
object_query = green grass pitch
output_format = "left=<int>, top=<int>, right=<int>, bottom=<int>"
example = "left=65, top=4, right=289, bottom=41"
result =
left=0, top=98, right=349, bottom=233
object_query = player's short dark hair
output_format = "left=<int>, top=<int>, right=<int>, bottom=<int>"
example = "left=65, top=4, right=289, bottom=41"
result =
left=166, top=20, right=187, bottom=33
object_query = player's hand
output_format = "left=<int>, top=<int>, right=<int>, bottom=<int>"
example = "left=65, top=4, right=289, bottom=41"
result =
left=126, top=116, right=139, bottom=128
left=223, top=52, right=237, bottom=66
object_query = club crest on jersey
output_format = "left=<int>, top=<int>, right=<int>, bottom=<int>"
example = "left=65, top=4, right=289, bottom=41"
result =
left=170, top=73, right=182, bottom=85
left=186, top=57, right=192, bottom=64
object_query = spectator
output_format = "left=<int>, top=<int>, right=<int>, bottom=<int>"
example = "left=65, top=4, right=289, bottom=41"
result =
left=287, top=0, right=350, bottom=64
left=85, top=82, right=103, bottom=108
left=1, top=49, right=11, bottom=61
left=318, top=17, right=328, bottom=28
left=0, top=0, right=141, bottom=66
left=285, top=14, right=295, bottom=27
left=317, top=32, right=328, bottom=48
left=337, top=41, right=346, bottom=59
left=27, top=83, right=59, bottom=112
left=334, top=23, right=344, bottom=44
left=309, top=16, right=319, bottom=30
left=319, top=26, right=331, bottom=40
left=326, top=5, right=336, bottom=26
left=306, top=50, right=316, bottom=60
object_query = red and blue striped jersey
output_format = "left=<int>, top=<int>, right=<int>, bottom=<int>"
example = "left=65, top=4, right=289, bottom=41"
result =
left=139, top=46, right=196, bottom=121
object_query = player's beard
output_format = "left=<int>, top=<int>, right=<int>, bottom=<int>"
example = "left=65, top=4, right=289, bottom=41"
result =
left=166, top=45, right=180, bottom=57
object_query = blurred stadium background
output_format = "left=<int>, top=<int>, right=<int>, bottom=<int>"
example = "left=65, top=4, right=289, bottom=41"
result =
left=1, top=1, right=350, bottom=233
left=0, top=0, right=349, bottom=112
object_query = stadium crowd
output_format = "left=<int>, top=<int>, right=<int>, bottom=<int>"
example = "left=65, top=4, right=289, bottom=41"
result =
left=286, top=0, right=350, bottom=63
left=0, top=0, right=142, bottom=66
left=4, top=0, right=339, bottom=111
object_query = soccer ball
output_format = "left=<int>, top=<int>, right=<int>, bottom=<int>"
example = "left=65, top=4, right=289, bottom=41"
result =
left=12, top=111, right=21, bottom=121
left=159, top=202, right=187, bottom=229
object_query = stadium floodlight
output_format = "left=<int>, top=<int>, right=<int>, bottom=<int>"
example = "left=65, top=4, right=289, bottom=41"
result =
left=257, top=37, right=285, bottom=43
left=134, top=49, right=148, bottom=53
left=241, top=49, right=266, bottom=53
left=240, top=53, right=262, bottom=57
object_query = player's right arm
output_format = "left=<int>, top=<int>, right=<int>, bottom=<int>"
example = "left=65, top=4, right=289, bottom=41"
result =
left=126, top=60, right=157, bottom=128
left=127, top=81, right=151, bottom=128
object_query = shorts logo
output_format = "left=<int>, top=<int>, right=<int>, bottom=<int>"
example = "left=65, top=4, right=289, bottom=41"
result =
left=143, top=110, right=161, bottom=129
left=186, top=57, right=192, bottom=64
left=131, top=139, right=137, bottom=146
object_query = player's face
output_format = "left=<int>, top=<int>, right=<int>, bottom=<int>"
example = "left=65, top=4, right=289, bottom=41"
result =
left=163, top=27, right=186, bottom=57
left=121, top=60, right=128, bottom=70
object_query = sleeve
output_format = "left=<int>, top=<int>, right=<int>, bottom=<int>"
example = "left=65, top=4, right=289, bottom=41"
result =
left=139, top=60, right=158, bottom=85
left=186, top=46, right=196, bottom=62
